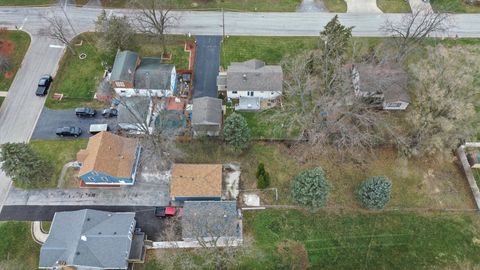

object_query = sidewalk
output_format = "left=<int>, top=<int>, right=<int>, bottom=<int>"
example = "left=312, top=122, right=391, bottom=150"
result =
left=0, top=91, right=7, bottom=97
left=408, top=0, right=433, bottom=13
left=31, top=221, right=49, bottom=244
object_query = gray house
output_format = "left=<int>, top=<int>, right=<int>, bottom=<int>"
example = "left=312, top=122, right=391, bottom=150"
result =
left=110, top=50, right=140, bottom=90
left=182, top=201, right=242, bottom=242
left=192, top=97, right=223, bottom=137
left=39, top=209, right=146, bottom=270
left=117, top=97, right=153, bottom=132
left=133, top=58, right=176, bottom=97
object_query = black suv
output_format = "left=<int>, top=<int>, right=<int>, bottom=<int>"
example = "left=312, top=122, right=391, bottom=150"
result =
left=102, top=108, right=118, bottom=118
left=56, top=126, right=82, bottom=137
left=35, top=75, right=53, bottom=96
left=75, top=107, right=96, bottom=117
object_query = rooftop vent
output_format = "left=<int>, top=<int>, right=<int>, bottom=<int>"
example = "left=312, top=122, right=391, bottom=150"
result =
left=81, top=235, right=87, bottom=241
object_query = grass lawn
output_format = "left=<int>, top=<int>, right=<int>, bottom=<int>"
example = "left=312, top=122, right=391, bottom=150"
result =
left=244, top=210, right=480, bottom=269
left=46, top=34, right=190, bottom=110
left=0, top=31, right=30, bottom=92
left=0, top=222, right=40, bottom=270
left=323, top=0, right=347, bottom=12
left=430, top=0, right=480, bottom=12
left=0, top=97, right=4, bottom=107
left=237, top=111, right=300, bottom=139
left=21, top=139, right=88, bottom=189
left=0, top=0, right=54, bottom=5
left=376, top=0, right=412, bottom=12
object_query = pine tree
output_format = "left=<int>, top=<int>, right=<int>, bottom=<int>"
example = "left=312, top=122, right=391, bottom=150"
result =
left=223, top=113, right=251, bottom=151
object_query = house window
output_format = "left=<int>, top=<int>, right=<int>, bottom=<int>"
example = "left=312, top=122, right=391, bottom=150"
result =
left=388, top=102, right=402, bottom=108
left=116, top=81, right=125, bottom=87
left=120, top=90, right=126, bottom=94
left=87, top=177, right=94, bottom=181
left=271, top=92, right=275, bottom=95
left=247, top=91, right=254, bottom=97
left=101, top=177, right=108, bottom=181
left=92, top=172, right=98, bottom=176
left=232, top=91, right=238, bottom=94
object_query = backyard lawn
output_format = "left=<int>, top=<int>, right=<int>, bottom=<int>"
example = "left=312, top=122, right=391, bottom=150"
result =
left=24, top=139, right=88, bottom=189
left=237, top=111, right=300, bottom=139
left=0, top=0, right=54, bottom=5
left=0, top=222, right=40, bottom=270
left=244, top=210, right=480, bottom=269
left=430, top=0, right=480, bottom=12
left=323, top=0, right=347, bottom=12
left=0, top=97, right=4, bottom=107
left=0, top=31, right=30, bottom=92
left=376, top=0, right=411, bottom=12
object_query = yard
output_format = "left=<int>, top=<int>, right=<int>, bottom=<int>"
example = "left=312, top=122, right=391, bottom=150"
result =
left=430, top=0, right=480, bottom=12
left=0, top=97, right=4, bottom=107
left=236, top=111, right=300, bottom=139
left=376, top=0, right=412, bottom=12
left=45, top=34, right=191, bottom=110
left=20, top=139, right=88, bottom=189
left=0, top=31, right=30, bottom=92
left=323, top=0, right=347, bottom=12
left=0, top=222, right=40, bottom=270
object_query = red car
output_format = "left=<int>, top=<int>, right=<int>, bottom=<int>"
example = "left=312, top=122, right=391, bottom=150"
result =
left=155, top=207, right=176, bottom=217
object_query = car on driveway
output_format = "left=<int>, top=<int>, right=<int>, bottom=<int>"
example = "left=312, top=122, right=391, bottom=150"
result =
left=102, top=108, right=118, bottom=118
left=56, top=126, right=82, bottom=137
left=35, top=75, right=53, bottom=96
left=75, top=107, right=96, bottom=117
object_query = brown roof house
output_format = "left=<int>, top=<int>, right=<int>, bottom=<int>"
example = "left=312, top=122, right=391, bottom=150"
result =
left=170, top=164, right=223, bottom=201
left=76, top=132, right=142, bottom=186
left=351, top=63, right=411, bottom=110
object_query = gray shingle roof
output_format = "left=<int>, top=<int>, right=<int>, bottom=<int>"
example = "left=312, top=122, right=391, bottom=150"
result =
left=134, top=58, right=175, bottom=90
left=39, top=209, right=136, bottom=269
left=192, top=97, right=222, bottom=126
left=227, top=59, right=283, bottom=92
left=182, top=201, right=241, bottom=240
left=117, top=97, right=152, bottom=128
left=110, top=51, right=139, bottom=83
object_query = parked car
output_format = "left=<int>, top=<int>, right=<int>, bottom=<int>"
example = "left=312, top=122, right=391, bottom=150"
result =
left=35, top=75, right=53, bottom=96
left=102, top=108, right=118, bottom=118
left=56, top=126, right=82, bottom=137
left=75, top=107, right=96, bottom=117
left=154, top=207, right=176, bottom=218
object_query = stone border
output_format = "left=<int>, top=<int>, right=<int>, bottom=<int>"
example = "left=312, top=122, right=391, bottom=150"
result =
left=457, top=143, right=480, bottom=210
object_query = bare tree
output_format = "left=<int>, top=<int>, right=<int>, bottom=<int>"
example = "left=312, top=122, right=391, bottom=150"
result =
left=95, top=9, right=135, bottom=52
left=129, top=0, right=178, bottom=54
left=381, top=6, right=451, bottom=61
left=44, top=15, right=75, bottom=55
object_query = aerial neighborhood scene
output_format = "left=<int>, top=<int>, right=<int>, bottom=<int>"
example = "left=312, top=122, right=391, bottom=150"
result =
left=1, top=0, right=480, bottom=269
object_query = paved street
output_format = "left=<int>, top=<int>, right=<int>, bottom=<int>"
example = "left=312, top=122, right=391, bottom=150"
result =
left=193, top=36, right=222, bottom=98
left=31, top=108, right=117, bottom=140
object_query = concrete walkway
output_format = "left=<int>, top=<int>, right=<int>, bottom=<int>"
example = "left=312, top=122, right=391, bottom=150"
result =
left=31, top=221, right=49, bottom=244
left=408, top=0, right=433, bottom=12
left=457, top=144, right=480, bottom=210
left=297, top=0, right=326, bottom=12
left=345, top=0, right=382, bottom=13
left=0, top=91, right=7, bottom=97
left=57, top=162, right=77, bottom=188
left=151, top=238, right=243, bottom=249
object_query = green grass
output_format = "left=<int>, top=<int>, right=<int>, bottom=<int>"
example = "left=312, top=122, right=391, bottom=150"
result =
left=0, top=31, right=30, bottom=92
left=323, top=0, right=347, bottom=12
left=376, top=0, right=412, bottom=12
left=0, top=0, right=54, bottom=5
left=0, top=97, right=4, bottom=107
left=431, top=0, right=480, bottom=12
left=237, top=111, right=299, bottom=139
left=244, top=210, right=480, bottom=269
left=0, top=222, right=40, bottom=269
left=24, top=139, right=88, bottom=189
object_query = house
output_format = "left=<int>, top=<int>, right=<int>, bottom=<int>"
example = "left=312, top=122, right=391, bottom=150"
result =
left=170, top=164, right=223, bottom=201
left=39, top=209, right=146, bottom=270
left=191, top=97, right=223, bottom=137
left=217, top=59, right=283, bottom=111
left=110, top=50, right=140, bottom=90
left=116, top=97, right=154, bottom=132
left=181, top=201, right=242, bottom=242
left=110, top=51, right=177, bottom=97
left=76, top=132, right=141, bottom=186
left=351, top=63, right=411, bottom=110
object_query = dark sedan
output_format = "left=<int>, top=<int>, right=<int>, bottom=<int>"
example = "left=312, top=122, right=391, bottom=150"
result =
left=75, top=107, right=96, bottom=117
left=56, top=126, right=82, bottom=137
left=35, top=75, right=53, bottom=96
left=102, top=108, right=118, bottom=118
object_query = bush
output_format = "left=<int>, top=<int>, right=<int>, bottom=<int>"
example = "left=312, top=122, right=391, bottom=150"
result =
left=223, top=112, right=251, bottom=151
left=256, top=163, right=270, bottom=189
left=291, top=167, right=330, bottom=207
left=356, top=176, right=392, bottom=209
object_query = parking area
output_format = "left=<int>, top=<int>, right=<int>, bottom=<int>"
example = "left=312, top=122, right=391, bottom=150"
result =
left=193, top=36, right=222, bottom=98
left=31, top=108, right=118, bottom=140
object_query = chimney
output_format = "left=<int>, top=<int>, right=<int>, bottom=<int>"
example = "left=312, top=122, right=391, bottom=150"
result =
left=242, top=74, right=247, bottom=81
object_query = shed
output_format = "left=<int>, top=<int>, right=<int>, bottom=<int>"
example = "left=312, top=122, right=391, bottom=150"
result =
left=170, top=164, right=223, bottom=201
left=191, top=97, right=223, bottom=137
left=110, top=50, right=139, bottom=89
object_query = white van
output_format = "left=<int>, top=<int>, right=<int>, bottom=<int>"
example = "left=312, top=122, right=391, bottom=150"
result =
left=89, top=124, right=108, bottom=134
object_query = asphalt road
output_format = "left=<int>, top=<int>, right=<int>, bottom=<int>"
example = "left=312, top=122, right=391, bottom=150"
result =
left=193, top=36, right=222, bottom=98
left=31, top=108, right=118, bottom=140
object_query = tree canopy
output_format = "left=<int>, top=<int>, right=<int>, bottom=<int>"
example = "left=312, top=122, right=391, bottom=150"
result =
left=356, top=176, right=392, bottom=209
left=291, top=167, right=331, bottom=207
left=223, top=113, right=251, bottom=151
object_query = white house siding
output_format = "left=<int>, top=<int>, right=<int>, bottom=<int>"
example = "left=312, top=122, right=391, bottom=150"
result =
left=227, top=90, right=281, bottom=100
left=114, top=88, right=174, bottom=97
left=383, top=101, right=409, bottom=110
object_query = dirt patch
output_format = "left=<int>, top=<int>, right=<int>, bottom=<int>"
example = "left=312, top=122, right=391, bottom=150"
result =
left=4, top=71, right=13, bottom=79
left=0, top=40, right=14, bottom=56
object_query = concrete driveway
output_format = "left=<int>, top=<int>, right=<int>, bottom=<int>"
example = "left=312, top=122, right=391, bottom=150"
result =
left=345, top=0, right=382, bottom=13
left=31, top=108, right=118, bottom=140
left=193, top=36, right=222, bottom=98
left=297, top=0, right=326, bottom=12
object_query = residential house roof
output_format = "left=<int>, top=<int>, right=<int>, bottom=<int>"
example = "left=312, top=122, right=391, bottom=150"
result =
left=192, top=97, right=222, bottom=126
left=117, top=97, right=152, bottom=129
left=76, top=132, right=138, bottom=178
left=170, top=164, right=223, bottom=198
left=39, top=209, right=136, bottom=269
left=353, top=63, right=410, bottom=103
left=134, top=58, right=174, bottom=90
left=227, top=59, right=283, bottom=92
left=110, top=50, right=139, bottom=84
left=182, top=201, right=241, bottom=240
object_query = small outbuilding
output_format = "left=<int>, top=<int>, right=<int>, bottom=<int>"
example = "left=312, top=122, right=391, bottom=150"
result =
left=170, top=164, right=223, bottom=201
left=191, top=97, right=223, bottom=137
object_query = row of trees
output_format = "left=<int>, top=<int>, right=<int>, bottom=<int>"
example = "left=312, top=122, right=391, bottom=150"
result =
left=291, top=167, right=392, bottom=210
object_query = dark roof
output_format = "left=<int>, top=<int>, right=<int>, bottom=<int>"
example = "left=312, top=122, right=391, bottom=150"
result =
left=39, top=209, right=136, bottom=269
left=134, top=58, right=175, bottom=90
left=181, top=201, right=241, bottom=240
left=227, top=59, right=283, bottom=92
left=117, top=97, right=152, bottom=127
left=192, top=97, right=222, bottom=126
left=110, top=51, right=139, bottom=83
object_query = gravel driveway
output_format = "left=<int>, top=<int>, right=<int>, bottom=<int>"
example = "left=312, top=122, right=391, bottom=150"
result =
left=31, top=107, right=118, bottom=140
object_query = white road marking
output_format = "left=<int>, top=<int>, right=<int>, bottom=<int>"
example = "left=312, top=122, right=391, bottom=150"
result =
left=49, top=44, right=65, bottom=49
left=18, top=17, right=27, bottom=30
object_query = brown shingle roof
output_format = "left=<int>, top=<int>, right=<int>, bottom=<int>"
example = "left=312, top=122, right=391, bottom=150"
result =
left=77, top=132, right=138, bottom=178
left=170, top=164, right=223, bottom=198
